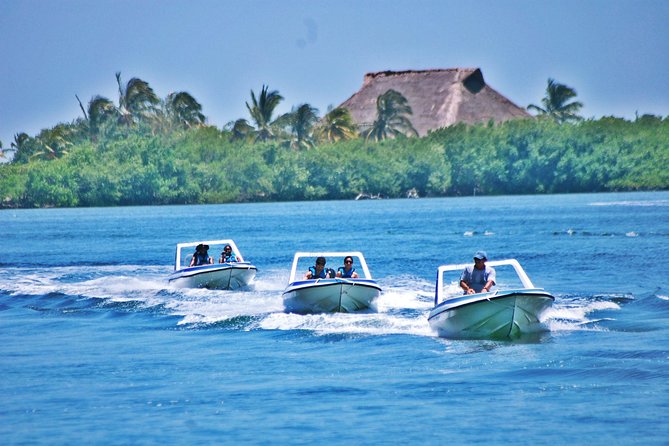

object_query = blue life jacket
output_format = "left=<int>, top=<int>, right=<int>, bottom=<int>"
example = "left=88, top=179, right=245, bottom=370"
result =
left=193, top=252, right=210, bottom=266
left=221, top=253, right=237, bottom=263
left=337, top=267, right=356, bottom=278
left=309, top=266, right=328, bottom=279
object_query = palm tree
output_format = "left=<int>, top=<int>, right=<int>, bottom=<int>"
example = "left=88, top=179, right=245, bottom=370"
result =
left=164, top=91, right=206, bottom=129
left=79, top=95, right=117, bottom=139
left=313, top=106, right=358, bottom=143
left=361, top=89, right=418, bottom=141
left=116, top=72, right=160, bottom=125
left=246, top=85, right=284, bottom=142
left=29, top=125, right=75, bottom=161
left=89, top=95, right=118, bottom=130
left=280, top=103, right=319, bottom=150
left=528, top=78, right=584, bottom=123
left=10, top=132, right=31, bottom=163
left=226, top=119, right=255, bottom=142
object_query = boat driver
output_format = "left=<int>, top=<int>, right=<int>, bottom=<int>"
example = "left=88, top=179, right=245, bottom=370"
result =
left=189, top=244, right=213, bottom=267
left=460, top=251, right=496, bottom=294
left=304, top=256, right=334, bottom=280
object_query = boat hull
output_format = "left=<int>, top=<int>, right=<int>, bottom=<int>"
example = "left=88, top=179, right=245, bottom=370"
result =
left=428, top=290, right=554, bottom=339
left=283, top=279, right=381, bottom=314
left=168, top=263, right=257, bottom=290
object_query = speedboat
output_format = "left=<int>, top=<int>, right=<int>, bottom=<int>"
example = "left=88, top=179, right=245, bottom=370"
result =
left=282, top=251, right=382, bottom=313
left=428, top=259, right=554, bottom=339
left=168, top=239, right=257, bottom=290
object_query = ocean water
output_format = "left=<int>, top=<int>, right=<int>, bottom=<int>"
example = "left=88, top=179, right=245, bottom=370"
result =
left=1, top=192, right=668, bottom=445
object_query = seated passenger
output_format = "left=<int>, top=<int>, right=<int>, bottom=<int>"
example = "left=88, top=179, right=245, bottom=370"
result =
left=190, top=244, right=213, bottom=266
left=460, top=251, right=496, bottom=294
left=304, top=256, right=334, bottom=279
left=219, top=244, right=238, bottom=263
left=336, top=256, right=359, bottom=278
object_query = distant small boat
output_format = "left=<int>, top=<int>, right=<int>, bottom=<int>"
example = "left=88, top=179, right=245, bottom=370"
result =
left=168, top=239, right=256, bottom=290
left=282, top=251, right=381, bottom=314
left=355, top=193, right=383, bottom=200
left=428, top=259, right=554, bottom=339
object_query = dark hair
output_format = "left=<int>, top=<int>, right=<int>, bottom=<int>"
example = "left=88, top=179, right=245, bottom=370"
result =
left=316, top=256, right=326, bottom=265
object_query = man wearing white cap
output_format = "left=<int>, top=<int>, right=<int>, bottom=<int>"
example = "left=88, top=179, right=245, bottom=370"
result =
left=460, top=251, right=496, bottom=294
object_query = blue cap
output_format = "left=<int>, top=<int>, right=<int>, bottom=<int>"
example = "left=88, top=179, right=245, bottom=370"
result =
left=474, top=251, right=487, bottom=260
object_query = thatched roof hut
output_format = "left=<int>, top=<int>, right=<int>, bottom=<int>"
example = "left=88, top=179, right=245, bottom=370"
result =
left=339, top=68, right=531, bottom=136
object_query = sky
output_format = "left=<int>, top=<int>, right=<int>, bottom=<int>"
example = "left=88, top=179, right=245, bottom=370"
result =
left=1, top=0, right=668, bottom=150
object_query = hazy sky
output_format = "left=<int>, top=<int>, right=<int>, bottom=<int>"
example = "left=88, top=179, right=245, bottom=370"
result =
left=1, top=0, right=668, bottom=148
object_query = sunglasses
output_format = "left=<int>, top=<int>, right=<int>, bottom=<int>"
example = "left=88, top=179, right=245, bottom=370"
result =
left=344, top=260, right=353, bottom=264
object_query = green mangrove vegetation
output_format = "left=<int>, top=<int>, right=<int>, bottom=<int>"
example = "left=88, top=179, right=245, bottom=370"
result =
left=1, top=75, right=668, bottom=208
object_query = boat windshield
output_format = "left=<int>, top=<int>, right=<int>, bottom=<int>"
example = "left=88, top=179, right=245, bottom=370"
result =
left=289, top=252, right=373, bottom=282
left=436, top=259, right=537, bottom=302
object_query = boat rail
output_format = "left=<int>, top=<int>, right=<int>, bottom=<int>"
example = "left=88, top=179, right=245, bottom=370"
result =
left=434, top=259, right=536, bottom=305
left=174, top=239, right=244, bottom=271
left=288, top=251, right=373, bottom=283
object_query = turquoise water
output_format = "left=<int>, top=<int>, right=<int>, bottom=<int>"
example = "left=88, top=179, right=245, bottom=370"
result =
left=1, top=192, right=668, bottom=445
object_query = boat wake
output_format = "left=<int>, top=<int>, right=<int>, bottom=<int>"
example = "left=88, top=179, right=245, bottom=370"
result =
left=544, top=293, right=627, bottom=333
left=0, top=265, right=632, bottom=339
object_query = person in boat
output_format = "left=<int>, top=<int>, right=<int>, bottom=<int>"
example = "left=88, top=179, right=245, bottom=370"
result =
left=304, top=256, right=334, bottom=279
left=189, top=244, right=213, bottom=267
left=336, top=256, right=359, bottom=278
left=460, top=251, right=496, bottom=294
left=219, top=244, right=238, bottom=263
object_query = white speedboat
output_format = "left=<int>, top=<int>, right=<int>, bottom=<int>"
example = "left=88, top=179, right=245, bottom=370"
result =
left=428, top=259, right=554, bottom=339
left=283, top=251, right=381, bottom=314
left=168, top=239, right=256, bottom=290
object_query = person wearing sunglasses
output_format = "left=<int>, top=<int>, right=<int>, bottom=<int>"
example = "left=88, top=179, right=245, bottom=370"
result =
left=219, top=244, right=238, bottom=263
left=336, top=256, right=359, bottom=278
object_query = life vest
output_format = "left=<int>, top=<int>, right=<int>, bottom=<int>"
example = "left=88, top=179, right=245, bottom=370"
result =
left=193, top=252, right=210, bottom=266
left=309, top=266, right=331, bottom=279
left=337, top=267, right=356, bottom=278
left=221, top=253, right=237, bottom=263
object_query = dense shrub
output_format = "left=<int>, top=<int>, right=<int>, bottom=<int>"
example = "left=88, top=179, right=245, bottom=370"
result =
left=1, top=115, right=667, bottom=208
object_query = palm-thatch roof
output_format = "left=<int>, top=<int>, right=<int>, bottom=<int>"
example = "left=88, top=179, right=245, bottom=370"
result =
left=339, top=68, right=531, bottom=136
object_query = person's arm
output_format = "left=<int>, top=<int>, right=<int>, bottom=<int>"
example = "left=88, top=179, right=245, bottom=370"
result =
left=460, top=268, right=474, bottom=294
left=460, top=280, right=475, bottom=294
left=482, top=267, right=496, bottom=292
left=481, top=279, right=494, bottom=292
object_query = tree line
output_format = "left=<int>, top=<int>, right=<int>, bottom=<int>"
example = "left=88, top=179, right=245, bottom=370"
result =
left=0, top=74, right=667, bottom=208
